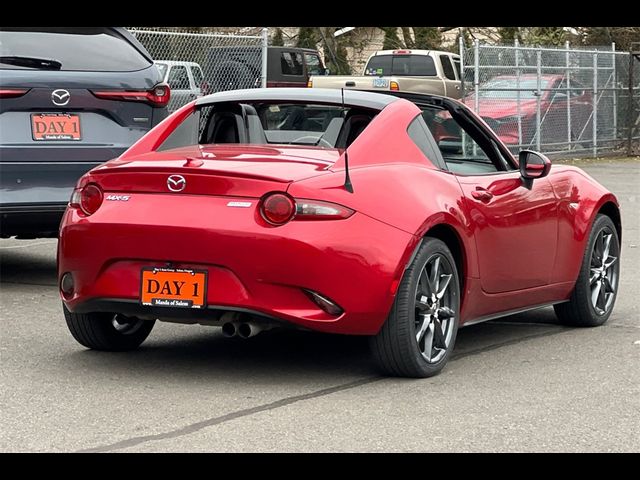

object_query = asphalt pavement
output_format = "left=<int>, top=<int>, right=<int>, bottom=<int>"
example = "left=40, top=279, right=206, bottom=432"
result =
left=1, top=159, right=639, bottom=452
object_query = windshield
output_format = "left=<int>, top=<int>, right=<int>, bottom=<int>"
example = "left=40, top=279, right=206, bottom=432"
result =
left=158, top=101, right=378, bottom=151
left=478, top=78, right=552, bottom=99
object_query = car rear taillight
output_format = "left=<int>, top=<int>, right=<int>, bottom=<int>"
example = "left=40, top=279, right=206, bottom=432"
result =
left=295, top=200, right=354, bottom=221
left=390, top=81, right=399, bottom=91
left=0, top=88, right=29, bottom=99
left=91, top=83, right=170, bottom=107
left=260, top=192, right=355, bottom=226
left=70, top=183, right=103, bottom=216
left=393, top=50, right=411, bottom=55
left=261, top=193, right=296, bottom=225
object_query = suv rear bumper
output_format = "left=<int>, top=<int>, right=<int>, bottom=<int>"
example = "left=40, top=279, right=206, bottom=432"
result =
left=0, top=203, right=67, bottom=238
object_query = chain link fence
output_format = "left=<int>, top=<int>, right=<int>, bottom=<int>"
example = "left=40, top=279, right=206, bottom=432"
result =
left=128, top=28, right=268, bottom=112
left=459, top=39, right=640, bottom=158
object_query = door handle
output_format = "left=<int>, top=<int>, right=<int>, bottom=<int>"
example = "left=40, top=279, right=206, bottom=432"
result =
left=471, top=187, right=493, bottom=202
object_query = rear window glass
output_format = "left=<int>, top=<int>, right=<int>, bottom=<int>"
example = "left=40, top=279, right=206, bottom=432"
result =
left=280, top=52, right=304, bottom=76
left=0, top=28, right=151, bottom=72
left=365, top=54, right=437, bottom=76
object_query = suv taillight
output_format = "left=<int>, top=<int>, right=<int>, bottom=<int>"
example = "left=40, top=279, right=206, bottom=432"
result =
left=0, top=88, right=29, bottom=99
left=91, top=83, right=170, bottom=107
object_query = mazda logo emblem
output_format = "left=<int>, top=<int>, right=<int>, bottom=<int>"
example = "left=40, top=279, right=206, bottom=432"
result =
left=167, top=175, right=186, bottom=192
left=51, top=89, right=70, bottom=106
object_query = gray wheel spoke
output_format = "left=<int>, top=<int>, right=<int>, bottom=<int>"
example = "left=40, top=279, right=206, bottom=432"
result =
left=591, top=280, right=602, bottom=309
left=603, top=276, right=615, bottom=294
left=429, top=257, right=441, bottom=293
left=436, top=274, right=452, bottom=299
left=422, top=322, right=435, bottom=361
left=589, top=268, right=599, bottom=285
left=597, top=280, right=607, bottom=311
left=415, top=314, right=431, bottom=343
left=602, top=233, right=612, bottom=260
left=603, top=255, right=617, bottom=270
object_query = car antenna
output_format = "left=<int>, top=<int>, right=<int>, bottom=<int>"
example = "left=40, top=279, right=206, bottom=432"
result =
left=341, top=88, right=354, bottom=193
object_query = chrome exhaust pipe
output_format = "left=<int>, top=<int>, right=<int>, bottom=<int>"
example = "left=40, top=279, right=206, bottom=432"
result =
left=220, top=312, right=241, bottom=338
left=237, top=321, right=272, bottom=339
left=221, top=322, right=238, bottom=338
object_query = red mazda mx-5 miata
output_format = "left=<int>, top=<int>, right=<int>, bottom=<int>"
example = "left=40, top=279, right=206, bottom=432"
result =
left=58, top=88, right=621, bottom=378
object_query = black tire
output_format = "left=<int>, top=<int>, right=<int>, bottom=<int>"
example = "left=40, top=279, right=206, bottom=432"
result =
left=554, top=214, right=620, bottom=327
left=63, top=305, right=155, bottom=351
left=370, top=237, right=461, bottom=378
left=210, top=61, right=259, bottom=92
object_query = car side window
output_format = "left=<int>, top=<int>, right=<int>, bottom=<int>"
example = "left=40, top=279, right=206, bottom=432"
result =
left=304, top=53, right=323, bottom=76
left=407, top=114, right=445, bottom=169
left=190, top=67, right=203, bottom=88
left=440, top=55, right=457, bottom=81
left=281, top=52, right=304, bottom=76
left=421, top=107, right=512, bottom=175
left=168, top=65, right=190, bottom=90
left=452, top=57, right=462, bottom=80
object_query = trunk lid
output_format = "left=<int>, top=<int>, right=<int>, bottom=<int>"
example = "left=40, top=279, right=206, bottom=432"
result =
left=89, top=144, right=340, bottom=197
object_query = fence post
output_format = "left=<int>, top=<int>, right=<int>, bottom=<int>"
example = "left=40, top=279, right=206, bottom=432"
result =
left=628, top=48, right=636, bottom=156
left=473, top=39, right=480, bottom=156
left=515, top=38, right=522, bottom=147
left=565, top=41, right=572, bottom=151
left=536, top=48, right=542, bottom=152
left=459, top=34, right=467, bottom=154
left=593, top=52, right=598, bottom=158
left=261, top=28, right=269, bottom=88
left=612, top=43, right=617, bottom=140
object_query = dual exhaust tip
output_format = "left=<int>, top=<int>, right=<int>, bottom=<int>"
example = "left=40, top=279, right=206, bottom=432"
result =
left=221, top=320, right=271, bottom=339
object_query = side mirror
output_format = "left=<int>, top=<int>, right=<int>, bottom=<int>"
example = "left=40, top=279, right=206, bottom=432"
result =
left=519, top=149, right=551, bottom=188
left=324, top=68, right=331, bottom=76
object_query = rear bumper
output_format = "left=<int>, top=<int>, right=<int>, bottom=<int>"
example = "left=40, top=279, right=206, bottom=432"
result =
left=58, top=194, right=415, bottom=335
left=71, top=298, right=285, bottom=325
left=0, top=203, right=67, bottom=238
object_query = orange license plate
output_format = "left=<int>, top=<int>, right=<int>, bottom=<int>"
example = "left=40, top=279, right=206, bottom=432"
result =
left=140, top=267, right=207, bottom=309
left=31, top=113, right=81, bottom=141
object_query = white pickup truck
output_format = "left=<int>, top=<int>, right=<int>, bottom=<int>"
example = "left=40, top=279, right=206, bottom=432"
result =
left=309, top=49, right=463, bottom=99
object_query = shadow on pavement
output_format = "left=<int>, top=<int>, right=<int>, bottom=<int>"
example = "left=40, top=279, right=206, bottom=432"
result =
left=62, top=311, right=565, bottom=382
left=0, top=243, right=57, bottom=286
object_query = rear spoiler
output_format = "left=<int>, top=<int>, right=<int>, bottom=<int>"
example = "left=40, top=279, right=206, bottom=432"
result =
left=112, top=27, right=155, bottom=65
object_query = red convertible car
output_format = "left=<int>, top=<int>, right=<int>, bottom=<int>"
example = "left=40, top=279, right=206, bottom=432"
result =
left=58, top=88, right=621, bottom=378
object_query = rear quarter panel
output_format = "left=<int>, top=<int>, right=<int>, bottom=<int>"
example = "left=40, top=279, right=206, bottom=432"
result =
left=547, top=164, right=619, bottom=284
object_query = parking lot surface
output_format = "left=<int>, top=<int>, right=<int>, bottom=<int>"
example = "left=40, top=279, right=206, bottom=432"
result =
left=1, top=159, right=639, bottom=452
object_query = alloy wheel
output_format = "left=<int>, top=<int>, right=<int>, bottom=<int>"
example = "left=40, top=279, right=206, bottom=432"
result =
left=414, top=254, right=457, bottom=363
left=589, top=227, right=619, bottom=315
